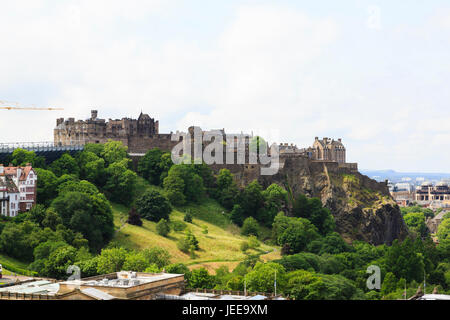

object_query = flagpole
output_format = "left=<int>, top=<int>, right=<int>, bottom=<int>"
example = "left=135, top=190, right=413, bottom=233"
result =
left=274, top=270, right=277, bottom=297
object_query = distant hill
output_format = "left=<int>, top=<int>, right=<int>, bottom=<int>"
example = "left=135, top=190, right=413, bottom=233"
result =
left=360, top=169, right=450, bottom=183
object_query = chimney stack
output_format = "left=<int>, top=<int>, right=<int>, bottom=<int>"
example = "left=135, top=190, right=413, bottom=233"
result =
left=91, top=110, right=98, bottom=120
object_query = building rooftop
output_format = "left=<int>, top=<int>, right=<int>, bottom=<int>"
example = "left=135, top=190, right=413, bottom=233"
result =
left=0, top=280, right=60, bottom=295
left=63, top=271, right=184, bottom=289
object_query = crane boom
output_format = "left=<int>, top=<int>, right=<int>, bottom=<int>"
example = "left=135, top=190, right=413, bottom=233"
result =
left=0, top=100, right=64, bottom=111
left=0, top=106, right=64, bottom=110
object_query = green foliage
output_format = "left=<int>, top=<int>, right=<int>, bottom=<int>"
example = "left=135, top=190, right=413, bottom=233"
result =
left=104, top=159, right=137, bottom=205
left=163, top=164, right=205, bottom=205
left=292, top=194, right=335, bottom=235
left=245, top=262, right=286, bottom=293
left=136, top=189, right=171, bottom=222
left=171, top=220, right=187, bottom=232
left=260, top=184, right=288, bottom=227
left=230, top=204, right=245, bottom=226
left=10, top=149, right=45, bottom=168
left=437, top=218, right=450, bottom=242
left=384, top=238, right=425, bottom=282
left=123, top=251, right=150, bottom=272
left=101, top=140, right=128, bottom=165
left=215, top=169, right=239, bottom=210
left=34, top=168, right=57, bottom=206
left=183, top=211, right=193, bottom=223
left=239, top=180, right=264, bottom=218
left=285, top=270, right=361, bottom=300
left=165, top=263, right=191, bottom=280
left=96, top=247, right=128, bottom=274
left=50, top=153, right=79, bottom=177
left=51, top=191, right=114, bottom=251
left=77, top=151, right=106, bottom=185
left=273, top=212, right=320, bottom=254
left=141, top=247, right=171, bottom=269
left=178, top=230, right=199, bottom=253
left=188, top=267, right=215, bottom=289
left=156, top=219, right=171, bottom=237
left=404, top=212, right=428, bottom=238
left=241, top=217, right=259, bottom=236
left=83, top=143, right=105, bottom=157
left=138, top=148, right=165, bottom=185
left=381, top=272, right=398, bottom=296
left=240, top=241, right=250, bottom=252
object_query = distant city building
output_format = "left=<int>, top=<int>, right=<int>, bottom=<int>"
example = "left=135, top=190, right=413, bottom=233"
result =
left=390, top=182, right=414, bottom=207
left=0, top=163, right=37, bottom=216
left=415, top=181, right=450, bottom=202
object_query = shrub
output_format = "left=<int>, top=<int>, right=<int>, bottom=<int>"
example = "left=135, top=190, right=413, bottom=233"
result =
left=241, top=217, right=259, bottom=237
left=184, top=211, right=193, bottom=223
left=127, top=207, right=143, bottom=226
left=156, top=219, right=171, bottom=237
left=136, top=189, right=171, bottom=222
left=171, top=220, right=187, bottom=232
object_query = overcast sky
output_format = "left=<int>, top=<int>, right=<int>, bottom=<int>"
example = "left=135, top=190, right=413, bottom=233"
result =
left=1, top=0, right=450, bottom=172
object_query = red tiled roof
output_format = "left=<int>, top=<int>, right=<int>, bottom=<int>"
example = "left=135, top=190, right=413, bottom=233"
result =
left=2, top=164, right=35, bottom=181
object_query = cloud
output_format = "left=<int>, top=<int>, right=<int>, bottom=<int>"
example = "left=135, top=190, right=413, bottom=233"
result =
left=1, top=2, right=450, bottom=172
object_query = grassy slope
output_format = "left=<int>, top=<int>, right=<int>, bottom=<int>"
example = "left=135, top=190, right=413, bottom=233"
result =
left=110, top=198, right=280, bottom=273
left=0, top=252, right=28, bottom=276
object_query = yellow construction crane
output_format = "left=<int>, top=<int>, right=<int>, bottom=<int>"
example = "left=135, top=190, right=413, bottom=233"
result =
left=0, top=100, right=63, bottom=111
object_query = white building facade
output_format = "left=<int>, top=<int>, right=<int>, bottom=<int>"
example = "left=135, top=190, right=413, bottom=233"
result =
left=0, top=164, right=37, bottom=216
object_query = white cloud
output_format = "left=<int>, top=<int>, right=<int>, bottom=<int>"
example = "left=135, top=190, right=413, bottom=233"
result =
left=1, top=2, right=450, bottom=172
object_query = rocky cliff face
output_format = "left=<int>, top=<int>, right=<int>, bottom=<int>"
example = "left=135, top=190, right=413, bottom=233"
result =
left=259, top=158, right=408, bottom=245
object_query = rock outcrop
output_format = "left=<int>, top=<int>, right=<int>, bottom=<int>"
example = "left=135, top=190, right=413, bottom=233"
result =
left=259, top=157, right=408, bottom=245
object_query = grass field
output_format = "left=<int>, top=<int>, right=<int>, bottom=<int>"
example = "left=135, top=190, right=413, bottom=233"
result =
left=110, top=199, right=281, bottom=271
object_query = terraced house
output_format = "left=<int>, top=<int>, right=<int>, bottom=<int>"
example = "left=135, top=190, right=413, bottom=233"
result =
left=0, top=163, right=37, bottom=216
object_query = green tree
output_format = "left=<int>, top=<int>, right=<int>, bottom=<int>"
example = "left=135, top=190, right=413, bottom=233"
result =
left=241, top=217, right=259, bottom=237
left=189, top=268, right=215, bottom=289
left=404, top=212, right=428, bottom=238
left=142, top=247, right=172, bottom=269
left=42, top=245, right=78, bottom=279
left=51, top=191, right=114, bottom=251
left=239, top=180, right=264, bottom=218
left=230, top=204, right=245, bottom=226
left=381, top=272, right=398, bottom=296
left=34, top=168, right=58, bottom=206
left=123, top=251, right=150, bottom=272
left=156, top=219, right=171, bottom=237
left=292, top=194, right=335, bottom=235
left=163, top=164, right=205, bottom=204
left=437, top=219, right=450, bottom=242
left=50, top=153, right=79, bottom=177
left=215, top=169, right=239, bottom=210
left=183, top=211, right=193, bottom=223
left=273, top=213, right=320, bottom=254
left=101, top=140, right=128, bottom=165
left=104, top=159, right=137, bottom=205
left=138, top=148, right=165, bottom=185
left=245, top=262, right=286, bottom=293
left=136, top=189, right=171, bottom=222
left=96, top=247, right=128, bottom=274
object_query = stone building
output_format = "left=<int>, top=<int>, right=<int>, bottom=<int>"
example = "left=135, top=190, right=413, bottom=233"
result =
left=311, top=137, right=346, bottom=163
left=54, top=110, right=174, bottom=153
